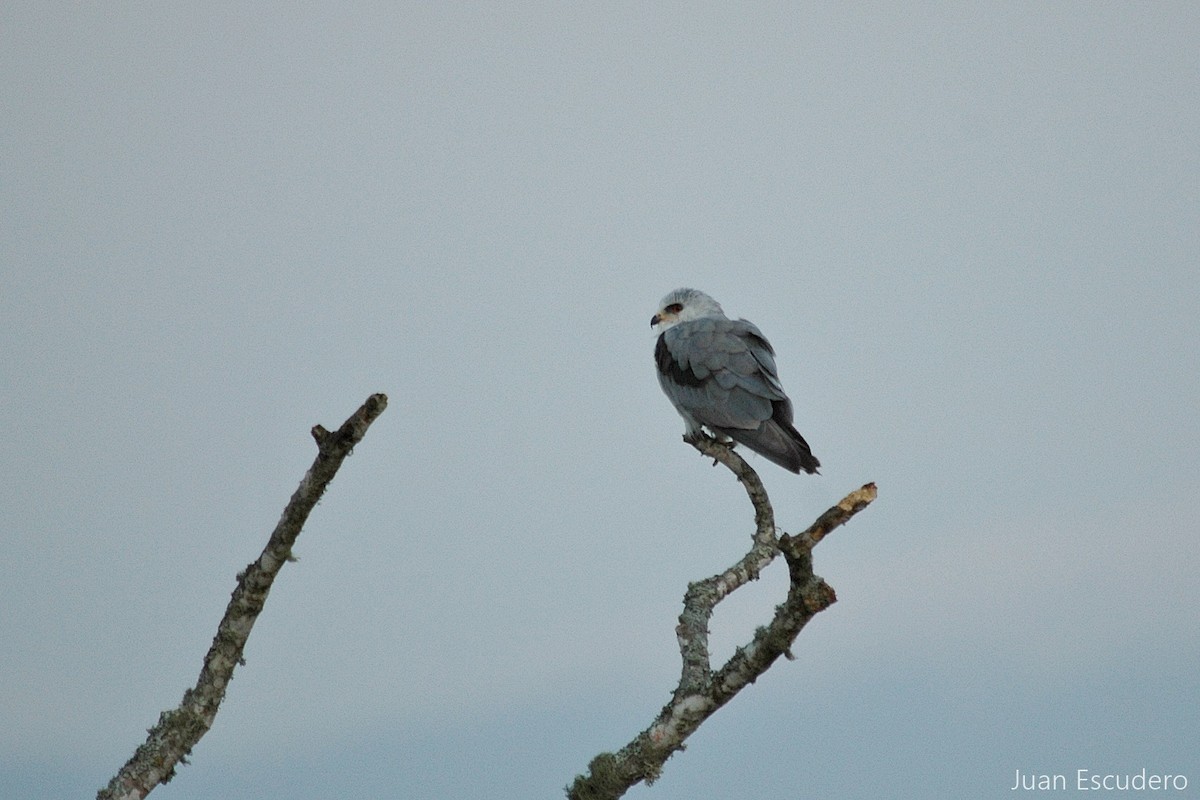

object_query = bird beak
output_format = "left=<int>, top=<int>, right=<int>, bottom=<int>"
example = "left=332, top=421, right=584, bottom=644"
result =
left=650, top=313, right=662, bottom=328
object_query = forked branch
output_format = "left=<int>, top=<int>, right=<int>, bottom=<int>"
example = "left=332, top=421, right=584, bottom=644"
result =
left=97, top=393, right=389, bottom=800
left=567, top=434, right=876, bottom=800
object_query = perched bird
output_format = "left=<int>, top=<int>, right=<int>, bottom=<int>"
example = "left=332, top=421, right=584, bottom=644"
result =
left=651, top=288, right=820, bottom=474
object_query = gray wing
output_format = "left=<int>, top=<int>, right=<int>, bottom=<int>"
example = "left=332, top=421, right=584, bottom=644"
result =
left=655, top=317, right=787, bottom=430
left=655, top=317, right=819, bottom=474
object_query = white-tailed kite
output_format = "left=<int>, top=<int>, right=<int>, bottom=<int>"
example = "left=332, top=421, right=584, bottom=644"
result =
left=651, top=288, right=820, bottom=474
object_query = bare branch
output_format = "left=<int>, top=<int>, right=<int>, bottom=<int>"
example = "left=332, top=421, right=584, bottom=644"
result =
left=567, top=434, right=876, bottom=800
left=97, top=393, right=389, bottom=800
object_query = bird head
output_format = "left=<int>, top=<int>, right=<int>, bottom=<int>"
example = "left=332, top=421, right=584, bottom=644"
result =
left=650, top=288, right=726, bottom=330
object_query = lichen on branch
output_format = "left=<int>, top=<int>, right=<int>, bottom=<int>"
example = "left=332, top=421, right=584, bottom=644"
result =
left=567, top=433, right=876, bottom=800
left=97, top=393, right=388, bottom=800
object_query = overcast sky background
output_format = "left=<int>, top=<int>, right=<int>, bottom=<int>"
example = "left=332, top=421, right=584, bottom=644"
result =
left=3, top=4, right=1198, bottom=798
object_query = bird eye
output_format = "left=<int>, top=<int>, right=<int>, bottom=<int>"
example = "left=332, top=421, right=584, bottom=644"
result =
left=666, top=303, right=683, bottom=313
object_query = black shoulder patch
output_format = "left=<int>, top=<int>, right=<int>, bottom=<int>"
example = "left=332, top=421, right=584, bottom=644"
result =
left=655, top=334, right=706, bottom=387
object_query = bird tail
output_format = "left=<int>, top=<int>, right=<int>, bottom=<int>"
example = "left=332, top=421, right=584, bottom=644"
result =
left=725, top=418, right=820, bottom=475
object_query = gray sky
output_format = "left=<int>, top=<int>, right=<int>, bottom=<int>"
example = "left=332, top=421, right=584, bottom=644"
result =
left=3, top=3, right=1198, bottom=798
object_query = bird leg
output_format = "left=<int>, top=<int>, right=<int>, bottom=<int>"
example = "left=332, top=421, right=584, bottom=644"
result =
left=683, top=430, right=736, bottom=467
